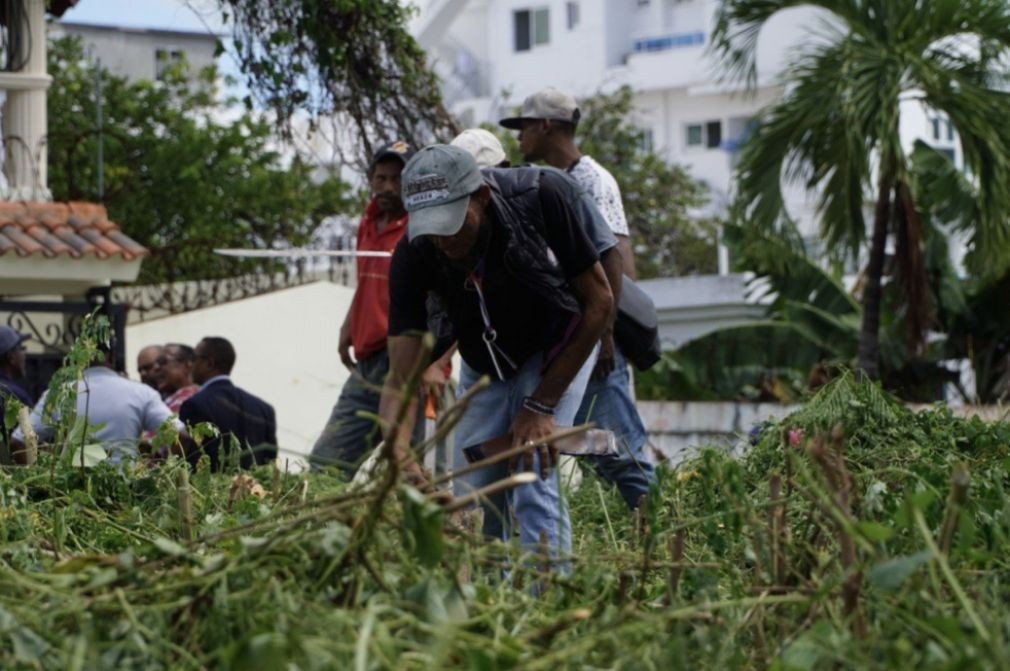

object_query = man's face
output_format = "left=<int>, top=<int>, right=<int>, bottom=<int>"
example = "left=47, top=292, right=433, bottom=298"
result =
left=518, top=119, right=547, bottom=162
left=370, top=159, right=405, bottom=213
left=154, top=346, right=193, bottom=395
left=4, top=346, right=25, bottom=378
left=430, top=195, right=486, bottom=262
left=136, top=346, right=161, bottom=388
left=191, top=341, right=212, bottom=386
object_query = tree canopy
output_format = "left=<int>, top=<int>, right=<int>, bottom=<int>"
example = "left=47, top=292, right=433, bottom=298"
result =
left=713, top=0, right=1010, bottom=379
left=47, top=35, right=355, bottom=284
left=639, top=142, right=1010, bottom=404
left=216, top=0, right=458, bottom=166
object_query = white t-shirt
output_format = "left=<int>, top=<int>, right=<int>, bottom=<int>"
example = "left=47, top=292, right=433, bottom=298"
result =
left=567, top=155, right=630, bottom=237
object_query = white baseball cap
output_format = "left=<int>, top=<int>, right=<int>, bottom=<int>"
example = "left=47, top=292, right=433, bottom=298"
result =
left=450, top=128, right=507, bottom=169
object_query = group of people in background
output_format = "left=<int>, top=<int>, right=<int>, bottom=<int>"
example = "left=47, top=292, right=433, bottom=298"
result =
left=0, top=87, right=654, bottom=559
left=134, top=338, right=277, bottom=470
left=0, top=330, right=275, bottom=470
left=309, top=87, right=656, bottom=558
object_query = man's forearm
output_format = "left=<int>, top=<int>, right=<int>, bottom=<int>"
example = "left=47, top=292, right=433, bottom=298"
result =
left=617, top=235, right=637, bottom=280
left=529, top=263, right=613, bottom=406
left=378, top=335, right=428, bottom=474
left=377, top=386, right=419, bottom=462
left=600, top=247, right=623, bottom=327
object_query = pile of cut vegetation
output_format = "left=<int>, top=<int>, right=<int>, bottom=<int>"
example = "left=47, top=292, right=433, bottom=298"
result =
left=1, top=365, right=1009, bottom=669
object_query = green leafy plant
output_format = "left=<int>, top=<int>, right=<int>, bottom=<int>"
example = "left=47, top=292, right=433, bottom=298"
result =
left=3, top=331, right=1010, bottom=669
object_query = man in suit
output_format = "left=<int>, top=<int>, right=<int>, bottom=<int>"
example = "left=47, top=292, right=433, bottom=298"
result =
left=180, top=336, right=277, bottom=471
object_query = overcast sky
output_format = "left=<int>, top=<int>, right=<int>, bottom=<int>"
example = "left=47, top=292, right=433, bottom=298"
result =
left=58, top=0, right=225, bottom=33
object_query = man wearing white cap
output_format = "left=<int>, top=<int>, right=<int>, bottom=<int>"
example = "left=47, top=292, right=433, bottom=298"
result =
left=450, top=128, right=510, bottom=169
left=377, top=144, right=613, bottom=558
left=501, top=88, right=656, bottom=511
left=450, top=127, right=619, bottom=255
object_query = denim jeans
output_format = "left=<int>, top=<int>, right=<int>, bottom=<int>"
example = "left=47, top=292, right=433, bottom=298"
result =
left=452, top=348, right=595, bottom=558
left=309, top=349, right=391, bottom=476
left=574, top=347, right=656, bottom=509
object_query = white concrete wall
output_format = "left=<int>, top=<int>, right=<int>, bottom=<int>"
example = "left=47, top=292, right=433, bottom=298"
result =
left=639, top=400, right=798, bottom=465
left=125, top=282, right=354, bottom=470
left=639, top=401, right=1010, bottom=467
left=640, top=273, right=767, bottom=349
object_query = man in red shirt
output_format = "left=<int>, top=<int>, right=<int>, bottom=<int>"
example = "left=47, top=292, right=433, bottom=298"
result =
left=309, top=141, right=424, bottom=475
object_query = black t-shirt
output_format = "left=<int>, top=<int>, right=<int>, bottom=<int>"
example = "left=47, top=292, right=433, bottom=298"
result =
left=388, top=171, right=599, bottom=378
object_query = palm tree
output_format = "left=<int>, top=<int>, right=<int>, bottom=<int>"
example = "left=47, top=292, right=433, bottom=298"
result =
left=712, top=0, right=1010, bottom=379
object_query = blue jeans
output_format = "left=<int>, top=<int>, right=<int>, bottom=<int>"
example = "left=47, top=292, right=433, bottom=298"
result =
left=574, top=347, right=655, bottom=509
left=309, top=349, right=391, bottom=476
left=452, top=350, right=595, bottom=558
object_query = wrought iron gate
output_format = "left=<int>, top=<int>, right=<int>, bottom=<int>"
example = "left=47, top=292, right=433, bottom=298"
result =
left=0, top=287, right=127, bottom=402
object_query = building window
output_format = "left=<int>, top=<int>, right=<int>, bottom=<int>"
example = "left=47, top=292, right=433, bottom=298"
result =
left=931, top=115, right=956, bottom=143
left=686, top=121, right=723, bottom=149
left=155, top=48, right=184, bottom=79
left=706, top=120, right=722, bottom=148
left=639, top=127, right=655, bottom=153
left=514, top=7, right=550, bottom=52
left=534, top=8, right=550, bottom=45
left=566, top=1, right=580, bottom=30
left=514, top=11, right=531, bottom=51
left=686, top=124, right=703, bottom=147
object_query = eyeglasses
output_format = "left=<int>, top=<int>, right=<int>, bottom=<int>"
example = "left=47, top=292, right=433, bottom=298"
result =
left=155, top=356, right=190, bottom=367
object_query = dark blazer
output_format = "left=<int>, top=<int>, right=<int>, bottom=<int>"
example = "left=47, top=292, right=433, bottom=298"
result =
left=179, top=378, right=277, bottom=471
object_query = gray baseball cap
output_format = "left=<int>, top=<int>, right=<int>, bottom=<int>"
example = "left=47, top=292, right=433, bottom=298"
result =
left=0, top=325, right=28, bottom=354
left=402, top=144, right=484, bottom=242
left=499, top=87, right=581, bottom=129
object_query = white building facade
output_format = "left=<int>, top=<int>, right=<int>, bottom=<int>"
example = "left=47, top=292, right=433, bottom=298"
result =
left=413, top=0, right=961, bottom=246
left=49, top=21, right=218, bottom=84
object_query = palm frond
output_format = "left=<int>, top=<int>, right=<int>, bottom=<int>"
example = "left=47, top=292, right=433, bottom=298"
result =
left=725, top=222, right=859, bottom=315
left=711, top=0, right=866, bottom=88
left=675, top=321, right=827, bottom=398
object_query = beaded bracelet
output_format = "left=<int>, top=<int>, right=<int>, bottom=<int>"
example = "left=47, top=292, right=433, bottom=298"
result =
left=522, top=396, right=556, bottom=417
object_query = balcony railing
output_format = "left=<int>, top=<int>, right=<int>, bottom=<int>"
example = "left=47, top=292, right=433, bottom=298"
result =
left=633, top=31, right=705, bottom=54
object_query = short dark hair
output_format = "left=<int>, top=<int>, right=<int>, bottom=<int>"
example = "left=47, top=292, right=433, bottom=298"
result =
left=95, top=333, right=117, bottom=365
left=164, top=343, right=196, bottom=364
left=199, top=337, right=236, bottom=374
left=552, top=120, right=577, bottom=138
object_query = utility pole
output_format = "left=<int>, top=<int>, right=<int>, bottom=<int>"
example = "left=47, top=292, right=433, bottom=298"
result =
left=95, top=56, right=104, bottom=200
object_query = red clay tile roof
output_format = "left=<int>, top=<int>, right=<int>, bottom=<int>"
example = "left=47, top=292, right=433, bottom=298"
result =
left=0, top=201, right=148, bottom=260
